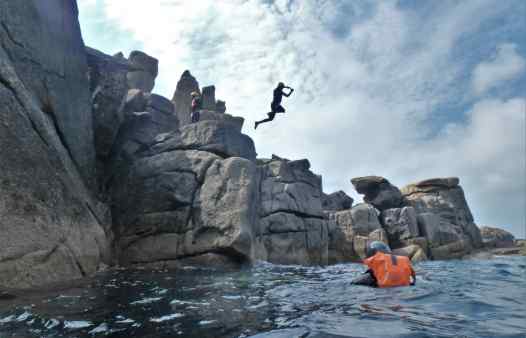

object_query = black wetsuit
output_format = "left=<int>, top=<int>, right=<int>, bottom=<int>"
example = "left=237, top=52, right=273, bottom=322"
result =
left=351, top=269, right=378, bottom=287
left=255, top=85, right=292, bottom=128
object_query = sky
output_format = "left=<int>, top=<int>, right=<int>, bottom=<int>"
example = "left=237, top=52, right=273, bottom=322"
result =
left=77, top=0, right=526, bottom=238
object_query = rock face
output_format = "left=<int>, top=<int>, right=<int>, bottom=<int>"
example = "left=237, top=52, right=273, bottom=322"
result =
left=351, top=176, right=403, bottom=210
left=0, top=0, right=109, bottom=288
left=86, top=48, right=170, bottom=194
left=322, top=191, right=353, bottom=212
left=402, top=177, right=483, bottom=259
left=326, top=203, right=384, bottom=262
left=380, top=206, right=419, bottom=248
left=254, top=157, right=328, bottom=265
left=112, top=152, right=258, bottom=265
left=480, top=226, right=515, bottom=248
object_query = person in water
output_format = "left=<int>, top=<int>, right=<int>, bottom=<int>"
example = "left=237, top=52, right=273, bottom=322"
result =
left=351, top=241, right=416, bottom=288
left=190, top=91, right=202, bottom=123
left=254, top=82, right=294, bottom=129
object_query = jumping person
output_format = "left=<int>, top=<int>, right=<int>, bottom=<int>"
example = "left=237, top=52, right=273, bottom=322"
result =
left=190, top=91, right=202, bottom=123
left=351, top=241, right=416, bottom=288
left=254, top=82, right=294, bottom=129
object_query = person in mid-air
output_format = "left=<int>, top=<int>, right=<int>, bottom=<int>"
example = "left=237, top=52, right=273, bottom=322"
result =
left=190, top=91, right=202, bottom=123
left=351, top=241, right=416, bottom=288
left=254, top=82, right=294, bottom=129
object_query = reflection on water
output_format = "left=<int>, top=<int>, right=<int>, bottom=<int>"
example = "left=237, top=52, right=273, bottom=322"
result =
left=0, top=257, right=525, bottom=338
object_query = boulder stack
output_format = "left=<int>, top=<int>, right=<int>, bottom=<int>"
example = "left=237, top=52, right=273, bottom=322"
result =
left=401, top=177, right=483, bottom=259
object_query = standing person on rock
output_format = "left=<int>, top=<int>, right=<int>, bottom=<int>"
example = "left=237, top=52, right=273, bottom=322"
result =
left=190, top=91, right=202, bottom=123
left=255, top=82, right=294, bottom=129
left=351, top=241, right=416, bottom=287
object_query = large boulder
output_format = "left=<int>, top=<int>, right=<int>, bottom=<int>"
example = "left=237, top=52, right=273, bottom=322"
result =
left=380, top=206, right=419, bottom=248
left=113, top=152, right=259, bottom=265
left=351, top=176, right=403, bottom=210
left=402, top=177, right=483, bottom=253
left=480, top=226, right=515, bottom=248
left=331, top=203, right=382, bottom=236
left=258, top=159, right=323, bottom=218
left=417, top=213, right=464, bottom=245
left=126, top=50, right=158, bottom=92
left=322, top=191, right=353, bottom=212
left=254, top=157, right=328, bottom=264
left=0, top=0, right=109, bottom=288
left=172, top=70, right=199, bottom=126
left=149, top=119, right=255, bottom=161
left=326, top=203, right=383, bottom=262
left=254, top=213, right=328, bottom=265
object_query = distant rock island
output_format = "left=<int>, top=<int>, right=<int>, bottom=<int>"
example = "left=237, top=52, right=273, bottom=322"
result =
left=0, top=0, right=522, bottom=289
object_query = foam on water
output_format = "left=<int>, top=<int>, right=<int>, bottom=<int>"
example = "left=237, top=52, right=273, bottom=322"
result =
left=149, top=313, right=184, bottom=322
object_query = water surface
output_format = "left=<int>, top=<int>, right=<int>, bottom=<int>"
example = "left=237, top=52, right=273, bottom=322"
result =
left=1, top=256, right=525, bottom=338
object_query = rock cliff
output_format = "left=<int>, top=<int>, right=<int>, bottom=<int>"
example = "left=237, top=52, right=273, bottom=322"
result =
left=1, top=0, right=508, bottom=289
left=0, top=1, right=109, bottom=289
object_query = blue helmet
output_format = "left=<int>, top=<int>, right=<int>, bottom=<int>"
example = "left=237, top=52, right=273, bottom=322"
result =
left=366, top=241, right=391, bottom=258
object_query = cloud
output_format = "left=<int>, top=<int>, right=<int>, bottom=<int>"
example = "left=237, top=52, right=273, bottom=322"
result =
left=78, top=0, right=526, bottom=237
left=472, top=43, right=526, bottom=96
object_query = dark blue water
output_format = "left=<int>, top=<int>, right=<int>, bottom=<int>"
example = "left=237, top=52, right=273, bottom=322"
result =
left=1, top=257, right=525, bottom=338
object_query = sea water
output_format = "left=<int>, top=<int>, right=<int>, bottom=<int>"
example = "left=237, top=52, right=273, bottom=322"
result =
left=0, top=256, right=524, bottom=338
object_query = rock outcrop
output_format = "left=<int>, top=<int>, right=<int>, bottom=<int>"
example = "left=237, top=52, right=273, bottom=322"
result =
left=254, top=157, right=328, bottom=265
left=401, top=177, right=483, bottom=259
left=480, top=226, right=515, bottom=248
left=351, top=176, right=403, bottom=210
left=326, top=203, right=386, bottom=262
left=322, top=191, right=353, bottom=212
left=0, top=0, right=109, bottom=288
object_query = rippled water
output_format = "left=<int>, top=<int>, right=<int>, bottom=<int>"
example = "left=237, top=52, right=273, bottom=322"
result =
left=1, top=256, right=525, bottom=338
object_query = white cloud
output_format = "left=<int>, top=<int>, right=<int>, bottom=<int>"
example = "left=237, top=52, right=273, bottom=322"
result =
left=472, top=43, right=526, bottom=96
left=79, top=0, right=525, bottom=236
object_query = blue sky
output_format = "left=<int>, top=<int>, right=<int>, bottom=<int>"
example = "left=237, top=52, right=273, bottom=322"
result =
left=78, top=0, right=526, bottom=237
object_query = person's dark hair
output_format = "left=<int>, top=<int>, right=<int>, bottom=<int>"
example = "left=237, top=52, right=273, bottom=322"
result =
left=277, top=82, right=285, bottom=88
left=366, top=241, right=391, bottom=258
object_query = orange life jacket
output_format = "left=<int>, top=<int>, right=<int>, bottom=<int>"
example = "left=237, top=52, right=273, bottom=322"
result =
left=364, top=252, right=415, bottom=288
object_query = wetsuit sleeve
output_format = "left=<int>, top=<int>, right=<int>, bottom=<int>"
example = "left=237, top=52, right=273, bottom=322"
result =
left=351, top=269, right=377, bottom=287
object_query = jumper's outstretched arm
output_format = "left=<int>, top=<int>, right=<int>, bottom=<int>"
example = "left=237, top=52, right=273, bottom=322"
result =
left=283, top=87, right=294, bottom=97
